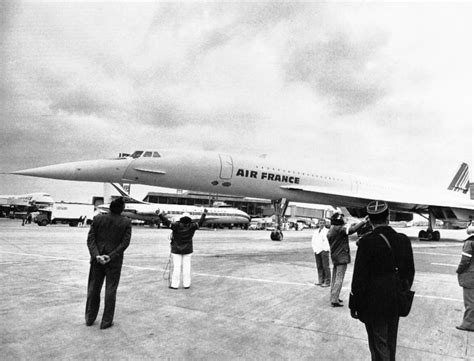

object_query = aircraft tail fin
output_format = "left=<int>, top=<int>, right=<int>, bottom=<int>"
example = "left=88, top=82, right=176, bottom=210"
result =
left=447, top=162, right=470, bottom=195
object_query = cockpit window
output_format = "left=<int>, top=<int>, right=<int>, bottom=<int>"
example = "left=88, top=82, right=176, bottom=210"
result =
left=143, top=151, right=152, bottom=157
left=130, top=151, right=144, bottom=158
left=153, top=152, right=161, bottom=158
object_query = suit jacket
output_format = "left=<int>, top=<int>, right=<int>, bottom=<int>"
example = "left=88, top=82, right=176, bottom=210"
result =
left=349, top=226, right=415, bottom=323
left=87, top=213, right=132, bottom=262
left=327, top=225, right=351, bottom=265
left=457, top=236, right=474, bottom=288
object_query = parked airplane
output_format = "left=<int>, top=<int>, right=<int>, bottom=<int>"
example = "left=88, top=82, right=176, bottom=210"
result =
left=98, top=183, right=250, bottom=228
left=0, top=192, right=54, bottom=217
left=10, top=149, right=474, bottom=240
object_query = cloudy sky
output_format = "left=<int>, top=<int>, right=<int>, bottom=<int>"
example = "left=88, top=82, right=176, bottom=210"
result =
left=0, top=1, right=472, bottom=203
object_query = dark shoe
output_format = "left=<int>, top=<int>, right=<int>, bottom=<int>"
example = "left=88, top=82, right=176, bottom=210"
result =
left=321, top=284, right=330, bottom=288
left=168, top=286, right=178, bottom=289
left=100, top=321, right=113, bottom=330
left=456, top=326, right=474, bottom=332
left=331, top=302, right=343, bottom=307
left=338, top=299, right=343, bottom=303
left=184, top=286, right=191, bottom=289
left=315, top=282, right=322, bottom=286
left=85, top=319, right=95, bottom=326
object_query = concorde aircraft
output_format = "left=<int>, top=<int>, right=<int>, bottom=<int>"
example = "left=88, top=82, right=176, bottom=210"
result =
left=10, top=149, right=474, bottom=241
left=98, top=183, right=250, bottom=228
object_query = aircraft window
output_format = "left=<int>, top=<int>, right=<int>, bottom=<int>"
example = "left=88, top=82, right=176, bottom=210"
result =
left=153, top=152, right=161, bottom=158
left=130, top=151, right=144, bottom=158
left=143, top=151, right=152, bottom=157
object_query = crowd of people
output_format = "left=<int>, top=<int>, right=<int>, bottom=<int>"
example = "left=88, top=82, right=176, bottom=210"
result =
left=84, top=197, right=473, bottom=360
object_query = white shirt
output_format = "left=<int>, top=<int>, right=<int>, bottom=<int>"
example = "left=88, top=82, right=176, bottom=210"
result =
left=311, top=227, right=330, bottom=254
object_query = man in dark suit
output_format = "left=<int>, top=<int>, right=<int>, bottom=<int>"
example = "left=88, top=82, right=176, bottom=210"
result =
left=349, top=201, right=415, bottom=361
left=85, top=197, right=131, bottom=329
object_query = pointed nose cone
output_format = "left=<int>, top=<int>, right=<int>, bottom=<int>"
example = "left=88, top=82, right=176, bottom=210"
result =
left=12, top=163, right=78, bottom=179
left=11, top=158, right=133, bottom=183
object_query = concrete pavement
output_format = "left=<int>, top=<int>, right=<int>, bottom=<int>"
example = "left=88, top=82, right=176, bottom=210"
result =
left=0, top=219, right=472, bottom=360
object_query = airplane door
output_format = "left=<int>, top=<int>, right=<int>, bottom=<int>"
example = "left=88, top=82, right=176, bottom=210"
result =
left=219, top=154, right=233, bottom=180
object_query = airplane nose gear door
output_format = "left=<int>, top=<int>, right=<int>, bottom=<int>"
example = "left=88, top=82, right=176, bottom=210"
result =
left=219, top=154, right=233, bottom=187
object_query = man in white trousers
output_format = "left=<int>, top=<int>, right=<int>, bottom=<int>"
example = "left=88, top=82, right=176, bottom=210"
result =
left=158, top=209, right=207, bottom=289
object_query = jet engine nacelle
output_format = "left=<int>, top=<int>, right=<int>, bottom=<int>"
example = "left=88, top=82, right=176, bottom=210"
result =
left=389, top=212, right=413, bottom=222
left=345, top=207, right=413, bottom=222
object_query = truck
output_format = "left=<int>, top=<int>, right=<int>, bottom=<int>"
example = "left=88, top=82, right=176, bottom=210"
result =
left=34, top=202, right=95, bottom=227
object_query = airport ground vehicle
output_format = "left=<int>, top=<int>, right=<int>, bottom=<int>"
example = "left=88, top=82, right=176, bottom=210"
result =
left=34, top=202, right=94, bottom=227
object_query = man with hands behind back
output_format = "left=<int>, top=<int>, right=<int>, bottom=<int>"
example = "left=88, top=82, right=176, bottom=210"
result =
left=85, top=197, right=131, bottom=329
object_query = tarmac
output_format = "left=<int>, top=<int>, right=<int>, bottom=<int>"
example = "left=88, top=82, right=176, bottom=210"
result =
left=0, top=218, right=472, bottom=360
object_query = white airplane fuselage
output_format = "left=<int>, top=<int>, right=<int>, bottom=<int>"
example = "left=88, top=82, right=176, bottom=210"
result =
left=11, top=149, right=474, bottom=223
left=98, top=202, right=250, bottom=225
left=0, top=192, right=54, bottom=210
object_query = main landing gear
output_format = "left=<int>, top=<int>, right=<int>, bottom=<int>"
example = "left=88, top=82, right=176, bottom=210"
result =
left=418, top=210, right=440, bottom=241
left=270, top=198, right=289, bottom=241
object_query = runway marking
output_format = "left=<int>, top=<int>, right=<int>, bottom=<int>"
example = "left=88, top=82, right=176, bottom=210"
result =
left=414, top=251, right=458, bottom=257
left=125, top=265, right=161, bottom=271
left=0, top=251, right=89, bottom=263
left=414, top=294, right=462, bottom=302
left=194, top=272, right=313, bottom=287
left=0, top=251, right=170, bottom=272
left=0, top=250, right=463, bottom=301
left=431, top=262, right=457, bottom=267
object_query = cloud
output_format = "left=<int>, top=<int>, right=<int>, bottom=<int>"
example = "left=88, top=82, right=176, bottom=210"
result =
left=50, top=88, right=111, bottom=116
left=0, top=1, right=471, bottom=201
left=0, top=1, right=19, bottom=36
left=285, top=30, right=390, bottom=115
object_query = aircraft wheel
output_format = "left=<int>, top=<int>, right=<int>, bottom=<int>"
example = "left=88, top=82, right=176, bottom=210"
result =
left=433, top=230, right=440, bottom=241
left=418, top=230, right=426, bottom=240
left=270, top=231, right=283, bottom=241
left=39, top=219, right=49, bottom=226
left=426, top=231, right=433, bottom=241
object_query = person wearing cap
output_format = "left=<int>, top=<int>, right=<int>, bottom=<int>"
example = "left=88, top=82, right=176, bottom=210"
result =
left=158, top=208, right=208, bottom=289
left=85, top=197, right=132, bottom=329
left=327, top=212, right=368, bottom=307
left=455, top=234, right=474, bottom=332
left=311, top=218, right=331, bottom=287
left=349, top=200, right=415, bottom=361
